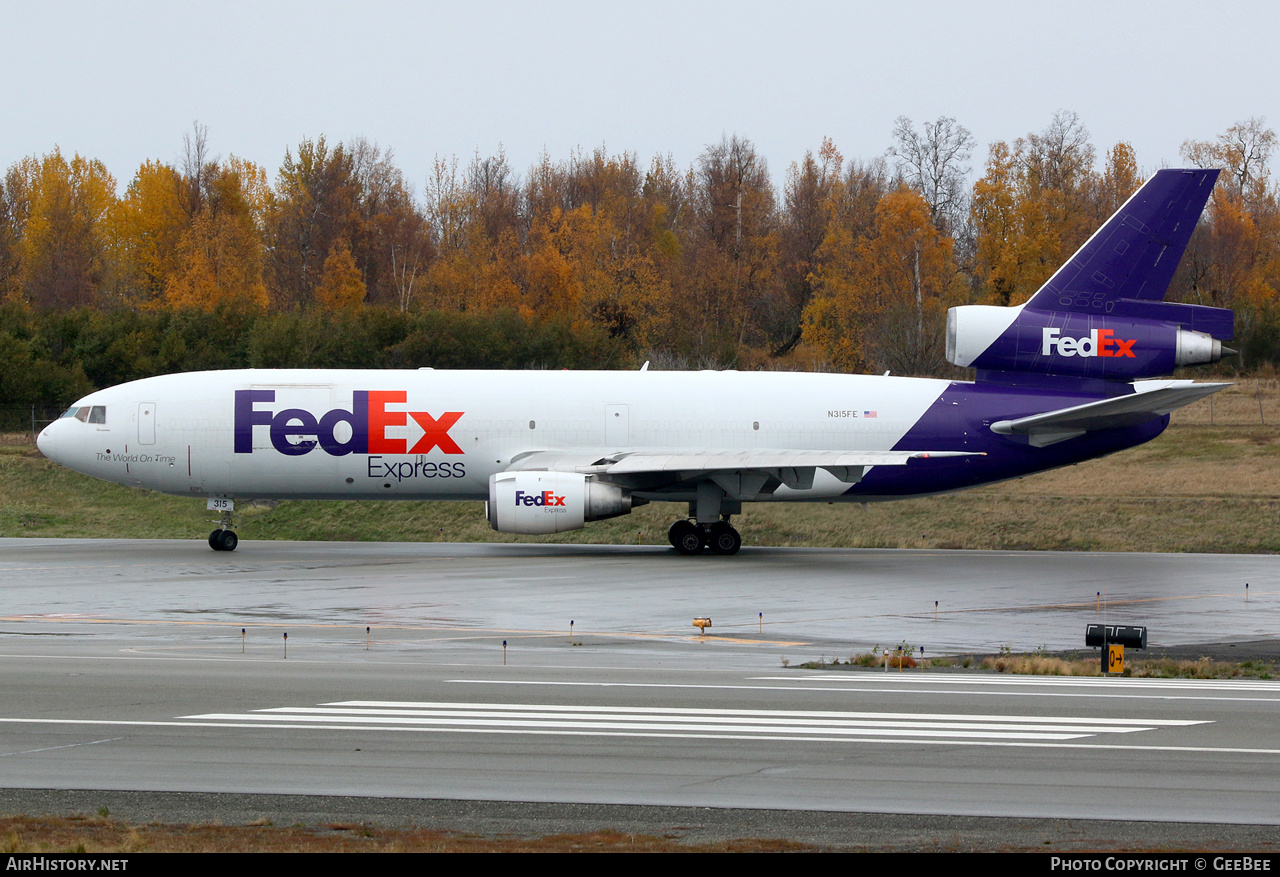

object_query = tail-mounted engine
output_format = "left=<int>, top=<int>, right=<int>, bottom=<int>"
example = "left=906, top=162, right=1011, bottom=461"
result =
left=946, top=304, right=1234, bottom=381
left=487, top=471, right=637, bottom=534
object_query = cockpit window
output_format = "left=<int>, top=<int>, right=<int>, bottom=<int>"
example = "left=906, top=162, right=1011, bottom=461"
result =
left=59, top=406, right=106, bottom=423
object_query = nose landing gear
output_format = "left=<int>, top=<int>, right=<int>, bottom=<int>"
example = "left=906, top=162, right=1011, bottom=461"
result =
left=209, top=529, right=238, bottom=551
left=209, top=507, right=238, bottom=552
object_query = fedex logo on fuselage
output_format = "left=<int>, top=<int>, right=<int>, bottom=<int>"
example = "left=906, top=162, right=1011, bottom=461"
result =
left=515, top=490, right=567, bottom=507
left=1041, top=328, right=1136, bottom=358
left=234, top=389, right=464, bottom=456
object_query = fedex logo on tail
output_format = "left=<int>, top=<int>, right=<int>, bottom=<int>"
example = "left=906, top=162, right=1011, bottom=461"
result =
left=515, top=490, right=567, bottom=508
left=1041, top=328, right=1137, bottom=358
left=234, top=389, right=463, bottom=456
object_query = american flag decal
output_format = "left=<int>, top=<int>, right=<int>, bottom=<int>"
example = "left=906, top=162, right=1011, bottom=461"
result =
left=864, top=410, right=878, bottom=418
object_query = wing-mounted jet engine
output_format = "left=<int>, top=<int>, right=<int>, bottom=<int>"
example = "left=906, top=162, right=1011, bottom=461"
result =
left=487, top=471, right=638, bottom=534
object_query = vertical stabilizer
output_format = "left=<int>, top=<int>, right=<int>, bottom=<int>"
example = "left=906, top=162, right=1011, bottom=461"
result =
left=1026, top=169, right=1219, bottom=312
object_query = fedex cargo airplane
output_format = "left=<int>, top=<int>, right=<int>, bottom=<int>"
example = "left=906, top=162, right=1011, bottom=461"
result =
left=37, top=169, right=1233, bottom=555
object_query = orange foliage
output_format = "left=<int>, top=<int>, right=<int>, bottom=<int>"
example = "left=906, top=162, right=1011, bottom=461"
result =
left=315, top=239, right=366, bottom=310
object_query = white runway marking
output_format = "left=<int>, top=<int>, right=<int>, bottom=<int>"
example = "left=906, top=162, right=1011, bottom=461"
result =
left=179, top=700, right=1207, bottom=744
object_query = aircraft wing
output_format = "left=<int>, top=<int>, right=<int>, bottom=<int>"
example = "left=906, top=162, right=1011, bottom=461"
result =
left=991, top=381, right=1230, bottom=447
left=506, top=449, right=977, bottom=494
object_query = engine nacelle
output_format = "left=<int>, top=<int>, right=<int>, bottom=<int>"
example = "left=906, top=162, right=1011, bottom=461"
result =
left=947, top=305, right=1231, bottom=380
left=486, top=471, right=635, bottom=534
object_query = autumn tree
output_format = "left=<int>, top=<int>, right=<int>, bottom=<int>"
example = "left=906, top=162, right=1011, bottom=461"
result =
left=468, top=146, right=521, bottom=243
left=1097, top=141, right=1140, bottom=218
left=1183, top=118, right=1276, bottom=202
left=267, top=136, right=359, bottom=307
left=804, top=185, right=960, bottom=374
left=969, top=112, right=1102, bottom=307
left=179, top=123, right=217, bottom=219
left=346, top=139, right=433, bottom=311
left=775, top=138, right=845, bottom=356
left=524, top=147, right=676, bottom=345
left=314, top=238, right=366, bottom=310
left=889, top=116, right=975, bottom=243
left=5, top=149, right=116, bottom=309
left=1019, top=110, right=1100, bottom=247
left=421, top=150, right=521, bottom=313
left=109, top=160, right=187, bottom=306
left=1178, top=120, right=1280, bottom=363
left=164, top=160, right=270, bottom=310
left=971, top=141, right=1042, bottom=305
left=788, top=156, right=890, bottom=365
left=669, top=135, right=781, bottom=361
left=0, top=176, right=19, bottom=301
left=421, top=155, right=472, bottom=311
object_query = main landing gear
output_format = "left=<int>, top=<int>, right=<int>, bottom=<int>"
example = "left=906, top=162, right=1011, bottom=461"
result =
left=668, top=483, right=743, bottom=555
left=668, top=518, right=742, bottom=556
left=209, top=507, right=238, bottom=552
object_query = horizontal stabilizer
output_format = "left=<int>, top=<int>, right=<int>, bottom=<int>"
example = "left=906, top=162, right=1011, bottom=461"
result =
left=990, top=381, right=1229, bottom=447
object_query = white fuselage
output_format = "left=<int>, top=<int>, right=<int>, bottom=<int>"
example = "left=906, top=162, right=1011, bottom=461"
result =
left=37, top=369, right=952, bottom=503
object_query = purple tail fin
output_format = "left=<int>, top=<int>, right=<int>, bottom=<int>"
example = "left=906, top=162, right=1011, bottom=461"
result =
left=1027, top=169, right=1219, bottom=311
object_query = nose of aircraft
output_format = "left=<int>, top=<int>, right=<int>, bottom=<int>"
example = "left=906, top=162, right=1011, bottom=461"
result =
left=36, top=422, right=58, bottom=462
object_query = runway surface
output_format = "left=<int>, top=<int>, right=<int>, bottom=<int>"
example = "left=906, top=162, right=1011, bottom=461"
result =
left=1, top=538, right=1278, bottom=830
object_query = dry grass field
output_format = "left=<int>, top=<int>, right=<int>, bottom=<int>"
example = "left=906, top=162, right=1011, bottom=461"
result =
left=0, top=814, right=809, bottom=853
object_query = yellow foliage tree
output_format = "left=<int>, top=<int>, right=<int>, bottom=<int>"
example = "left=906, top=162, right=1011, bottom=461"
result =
left=314, top=238, right=366, bottom=310
left=1098, top=142, right=1141, bottom=217
left=805, top=186, right=960, bottom=374
left=165, top=211, right=268, bottom=310
left=970, top=114, right=1104, bottom=308
left=970, top=141, right=1055, bottom=306
left=9, top=149, right=116, bottom=309
left=110, top=160, right=187, bottom=307
left=1179, top=120, right=1280, bottom=362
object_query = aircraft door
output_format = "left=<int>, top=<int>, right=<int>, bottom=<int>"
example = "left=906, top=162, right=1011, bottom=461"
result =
left=138, top=402, right=156, bottom=444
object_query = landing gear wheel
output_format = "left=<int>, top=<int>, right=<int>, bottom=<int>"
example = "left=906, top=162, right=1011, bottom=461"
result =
left=668, top=519, right=704, bottom=555
left=707, top=522, right=742, bottom=556
left=209, top=529, right=238, bottom=552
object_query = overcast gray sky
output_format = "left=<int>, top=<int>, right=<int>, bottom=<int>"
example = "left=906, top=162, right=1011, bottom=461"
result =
left=4, top=0, right=1275, bottom=195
